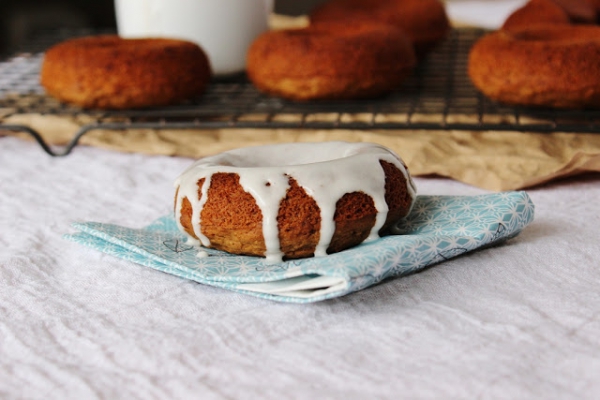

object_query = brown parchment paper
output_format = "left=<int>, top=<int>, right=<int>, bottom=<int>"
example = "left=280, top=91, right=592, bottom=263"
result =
left=3, top=112, right=600, bottom=191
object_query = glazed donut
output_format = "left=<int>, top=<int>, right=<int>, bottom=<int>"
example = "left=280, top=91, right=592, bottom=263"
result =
left=309, top=0, right=450, bottom=57
left=40, top=35, right=211, bottom=109
left=468, top=26, right=600, bottom=109
left=246, top=23, right=416, bottom=101
left=174, top=142, right=417, bottom=262
left=502, top=0, right=596, bottom=31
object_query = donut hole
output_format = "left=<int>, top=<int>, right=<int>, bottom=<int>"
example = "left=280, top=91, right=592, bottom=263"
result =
left=280, top=27, right=335, bottom=39
left=306, top=22, right=406, bottom=39
left=511, top=25, right=600, bottom=43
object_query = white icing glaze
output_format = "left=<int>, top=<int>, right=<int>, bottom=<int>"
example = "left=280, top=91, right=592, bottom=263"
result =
left=196, top=250, right=209, bottom=258
left=174, top=141, right=417, bottom=263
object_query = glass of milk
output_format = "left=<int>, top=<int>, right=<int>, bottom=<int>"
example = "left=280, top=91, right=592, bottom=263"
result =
left=114, top=0, right=274, bottom=76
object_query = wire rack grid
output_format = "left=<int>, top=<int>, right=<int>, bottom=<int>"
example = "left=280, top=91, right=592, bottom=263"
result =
left=1, top=28, right=600, bottom=156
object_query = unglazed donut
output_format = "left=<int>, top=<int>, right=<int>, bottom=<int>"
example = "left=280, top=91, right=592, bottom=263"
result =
left=502, top=0, right=571, bottom=30
left=246, top=23, right=416, bottom=101
left=468, top=26, right=600, bottom=109
left=502, top=0, right=596, bottom=31
left=41, top=35, right=211, bottom=109
left=587, top=0, right=600, bottom=21
left=552, top=0, right=597, bottom=22
left=174, top=142, right=417, bottom=262
left=308, top=0, right=450, bottom=57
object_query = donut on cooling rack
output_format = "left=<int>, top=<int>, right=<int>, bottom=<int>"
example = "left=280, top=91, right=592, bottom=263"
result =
left=308, top=0, right=450, bottom=57
left=587, top=0, right=600, bottom=21
left=246, top=23, right=416, bottom=101
left=468, top=25, right=600, bottom=109
left=502, top=0, right=597, bottom=30
left=174, top=142, right=417, bottom=262
left=40, top=35, right=211, bottom=109
left=552, top=0, right=598, bottom=22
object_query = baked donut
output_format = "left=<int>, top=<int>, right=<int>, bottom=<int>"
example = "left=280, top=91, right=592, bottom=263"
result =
left=309, top=0, right=450, bottom=57
left=502, top=0, right=571, bottom=30
left=246, top=23, right=416, bottom=101
left=40, top=35, right=211, bottom=109
left=502, top=0, right=596, bottom=31
left=468, top=26, right=600, bottom=109
left=586, top=0, right=600, bottom=21
left=552, top=0, right=597, bottom=22
left=174, top=142, right=417, bottom=262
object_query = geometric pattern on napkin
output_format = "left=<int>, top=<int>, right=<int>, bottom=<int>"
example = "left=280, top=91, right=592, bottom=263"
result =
left=65, top=192, right=535, bottom=303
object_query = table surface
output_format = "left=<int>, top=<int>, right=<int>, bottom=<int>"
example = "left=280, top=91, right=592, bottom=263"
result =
left=2, top=136, right=599, bottom=399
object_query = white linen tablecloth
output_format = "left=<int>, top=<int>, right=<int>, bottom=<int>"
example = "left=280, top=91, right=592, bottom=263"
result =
left=2, top=136, right=600, bottom=399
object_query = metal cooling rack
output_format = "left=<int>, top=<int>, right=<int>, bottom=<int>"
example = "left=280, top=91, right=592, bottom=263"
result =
left=1, top=28, right=600, bottom=156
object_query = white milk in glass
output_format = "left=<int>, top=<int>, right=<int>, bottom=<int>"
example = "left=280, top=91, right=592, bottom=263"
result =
left=114, top=0, right=274, bottom=75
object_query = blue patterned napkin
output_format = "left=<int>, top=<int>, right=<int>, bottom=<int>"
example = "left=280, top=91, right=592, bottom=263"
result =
left=65, top=192, right=534, bottom=303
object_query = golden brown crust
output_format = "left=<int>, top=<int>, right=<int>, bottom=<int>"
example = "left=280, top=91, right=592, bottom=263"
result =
left=468, top=26, right=600, bottom=109
left=200, top=173, right=266, bottom=256
left=587, top=0, right=600, bottom=21
left=179, top=197, right=196, bottom=239
left=247, top=23, right=416, bottom=101
left=380, top=160, right=413, bottom=231
left=308, top=0, right=450, bottom=57
left=40, top=35, right=211, bottom=109
left=176, top=160, right=413, bottom=259
left=327, top=192, right=376, bottom=254
left=502, top=0, right=571, bottom=30
left=552, top=0, right=597, bottom=22
left=277, top=177, right=321, bottom=258
left=502, top=0, right=596, bottom=31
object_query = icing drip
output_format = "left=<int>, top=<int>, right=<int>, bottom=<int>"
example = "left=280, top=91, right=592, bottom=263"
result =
left=174, top=141, right=417, bottom=263
left=196, top=250, right=209, bottom=258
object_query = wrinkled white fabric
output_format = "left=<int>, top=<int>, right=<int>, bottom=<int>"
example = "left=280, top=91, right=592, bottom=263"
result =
left=1, top=136, right=600, bottom=399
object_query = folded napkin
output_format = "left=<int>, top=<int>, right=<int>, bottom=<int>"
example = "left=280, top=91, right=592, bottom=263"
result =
left=65, top=192, right=534, bottom=303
